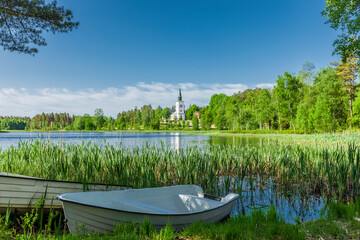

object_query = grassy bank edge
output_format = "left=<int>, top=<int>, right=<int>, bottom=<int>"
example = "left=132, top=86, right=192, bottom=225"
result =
left=2, top=200, right=360, bottom=240
left=3, top=128, right=360, bottom=136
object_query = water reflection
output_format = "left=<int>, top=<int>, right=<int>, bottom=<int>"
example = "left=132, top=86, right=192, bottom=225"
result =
left=207, top=135, right=272, bottom=147
left=170, top=133, right=180, bottom=150
left=0, top=132, right=210, bottom=149
left=0, top=131, right=275, bottom=149
left=228, top=178, right=324, bottom=223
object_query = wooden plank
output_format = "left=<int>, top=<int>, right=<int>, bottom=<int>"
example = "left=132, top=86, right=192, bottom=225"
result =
left=0, top=178, right=37, bottom=186
left=0, top=174, right=130, bottom=213
left=0, top=197, right=61, bottom=206
left=0, top=184, right=82, bottom=193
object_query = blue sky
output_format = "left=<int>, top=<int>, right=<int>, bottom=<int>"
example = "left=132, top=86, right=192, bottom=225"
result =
left=0, top=0, right=339, bottom=116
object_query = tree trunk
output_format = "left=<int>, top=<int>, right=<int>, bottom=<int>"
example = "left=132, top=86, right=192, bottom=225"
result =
left=288, top=102, right=296, bottom=131
left=348, top=74, right=353, bottom=128
left=349, top=66, right=355, bottom=119
left=332, top=105, right=336, bottom=133
left=349, top=94, right=353, bottom=118
left=278, top=111, right=282, bottom=131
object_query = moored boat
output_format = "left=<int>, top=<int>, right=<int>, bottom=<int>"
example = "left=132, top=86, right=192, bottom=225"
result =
left=57, top=185, right=239, bottom=234
left=0, top=172, right=130, bottom=213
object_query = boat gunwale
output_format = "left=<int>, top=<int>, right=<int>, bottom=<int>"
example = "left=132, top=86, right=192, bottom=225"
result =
left=0, top=172, right=132, bottom=188
left=56, top=187, right=239, bottom=217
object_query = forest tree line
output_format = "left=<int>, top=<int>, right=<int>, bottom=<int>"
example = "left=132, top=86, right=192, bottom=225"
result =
left=0, top=59, right=359, bottom=133
left=0, top=0, right=358, bottom=133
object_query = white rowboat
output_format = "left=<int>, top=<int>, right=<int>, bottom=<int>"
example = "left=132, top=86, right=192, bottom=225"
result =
left=0, top=172, right=129, bottom=213
left=57, top=185, right=239, bottom=234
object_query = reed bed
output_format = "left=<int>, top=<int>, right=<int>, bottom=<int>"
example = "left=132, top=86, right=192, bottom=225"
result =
left=268, top=132, right=360, bottom=147
left=1, top=140, right=360, bottom=202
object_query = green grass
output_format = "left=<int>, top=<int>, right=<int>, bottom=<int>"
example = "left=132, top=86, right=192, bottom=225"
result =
left=1, top=139, right=360, bottom=200
left=1, top=200, right=360, bottom=239
left=302, top=199, right=360, bottom=239
left=2, top=134, right=360, bottom=238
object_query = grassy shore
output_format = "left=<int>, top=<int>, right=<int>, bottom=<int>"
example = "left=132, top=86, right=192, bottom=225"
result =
left=1, top=199, right=359, bottom=239
left=3, top=139, right=360, bottom=200
left=2, top=133, right=360, bottom=239
left=3, top=127, right=360, bottom=136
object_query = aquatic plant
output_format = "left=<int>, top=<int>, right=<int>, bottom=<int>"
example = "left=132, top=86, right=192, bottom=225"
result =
left=1, top=139, right=360, bottom=203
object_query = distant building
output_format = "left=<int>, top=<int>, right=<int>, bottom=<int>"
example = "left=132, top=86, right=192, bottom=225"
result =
left=170, top=89, right=186, bottom=121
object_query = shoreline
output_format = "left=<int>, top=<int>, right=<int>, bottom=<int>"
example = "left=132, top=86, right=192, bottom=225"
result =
left=2, top=129, right=359, bottom=136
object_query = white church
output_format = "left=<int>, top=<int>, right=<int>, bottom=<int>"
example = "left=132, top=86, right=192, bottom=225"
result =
left=170, top=89, right=186, bottom=121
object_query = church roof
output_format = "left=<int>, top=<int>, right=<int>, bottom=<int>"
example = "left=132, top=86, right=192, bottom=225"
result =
left=178, top=88, right=182, bottom=101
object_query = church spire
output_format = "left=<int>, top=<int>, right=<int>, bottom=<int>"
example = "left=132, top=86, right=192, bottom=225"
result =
left=178, top=88, right=182, bottom=101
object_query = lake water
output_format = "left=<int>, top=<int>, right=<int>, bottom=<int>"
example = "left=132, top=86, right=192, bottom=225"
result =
left=0, top=131, right=322, bottom=223
left=0, top=131, right=269, bottom=149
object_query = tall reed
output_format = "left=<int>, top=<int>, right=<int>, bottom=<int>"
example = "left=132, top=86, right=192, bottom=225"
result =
left=1, top=139, right=360, bottom=201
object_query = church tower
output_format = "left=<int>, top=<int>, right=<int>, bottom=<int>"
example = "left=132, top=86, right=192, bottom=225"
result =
left=176, top=88, right=186, bottom=120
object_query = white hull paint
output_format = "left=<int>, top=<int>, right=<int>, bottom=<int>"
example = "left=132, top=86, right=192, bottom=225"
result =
left=0, top=172, right=129, bottom=213
left=58, top=185, right=239, bottom=234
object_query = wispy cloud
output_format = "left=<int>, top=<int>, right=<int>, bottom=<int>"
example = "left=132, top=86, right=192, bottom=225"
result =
left=255, top=83, right=275, bottom=89
left=0, top=82, right=260, bottom=117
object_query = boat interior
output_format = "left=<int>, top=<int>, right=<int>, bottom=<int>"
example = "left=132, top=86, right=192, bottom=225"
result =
left=58, top=185, right=238, bottom=215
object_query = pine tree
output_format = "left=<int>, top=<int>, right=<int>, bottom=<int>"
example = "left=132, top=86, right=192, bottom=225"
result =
left=0, top=0, right=79, bottom=55
left=332, top=56, right=359, bottom=121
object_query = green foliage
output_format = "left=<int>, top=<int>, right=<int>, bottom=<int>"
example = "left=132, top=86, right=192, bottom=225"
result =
left=0, top=117, right=28, bottom=130
left=181, top=206, right=305, bottom=240
left=214, top=105, right=227, bottom=130
left=141, top=105, right=152, bottom=129
left=157, top=222, right=174, bottom=240
left=84, top=116, right=95, bottom=131
left=191, top=115, right=199, bottom=130
left=185, top=104, right=199, bottom=120
left=1, top=62, right=360, bottom=133
left=3, top=137, right=360, bottom=201
left=303, top=218, right=346, bottom=238
left=296, top=63, right=316, bottom=133
left=327, top=199, right=360, bottom=220
left=18, top=209, right=38, bottom=237
left=0, top=0, right=79, bottom=55
left=303, top=199, right=360, bottom=239
left=199, top=106, right=212, bottom=130
left=150, top=118, right=160, bottom=130
left=73, top=116, right=85, bottom=130
left=94, top=108, right=105, bottom=130
left=322, top=0, right=360, bottom=60
left=5, top=199, right=360, bottom=239
left=352, top=90, right=360, bottom=126
left=139, top=217, right=153, bottom=236
left=2, top=139, right=360, bottom=239
left=255, top=88, right=274, bottom=130
left=160, top=107, right=171, bottom=120
left=0, top=204, right=15, bottom=239
left=28, top=112, right=74, bottom=130
left=295, top=90, right=316, bottom=133
left=274, top=72, right=303, bottom=131
left=113, top=222, right=139, bottom=239
left=117, top=116, right=126, bottom=130
left=312, top=67, right=348, bottom=132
